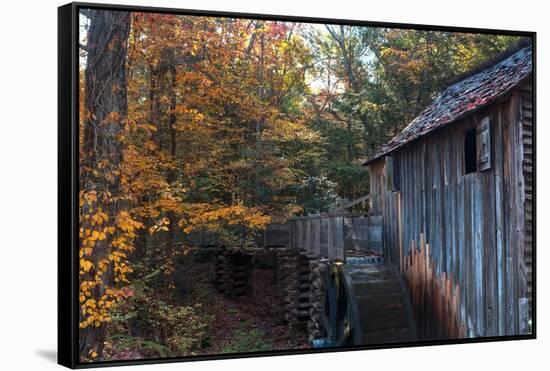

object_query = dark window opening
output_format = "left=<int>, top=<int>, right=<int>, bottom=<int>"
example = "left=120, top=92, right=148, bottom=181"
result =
left=385, top=156, right=399, bottom=191
left=464, top=129, right=477, bottom=174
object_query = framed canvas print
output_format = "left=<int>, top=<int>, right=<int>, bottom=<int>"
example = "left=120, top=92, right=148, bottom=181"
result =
left=58, top=2, right=536, bottom=368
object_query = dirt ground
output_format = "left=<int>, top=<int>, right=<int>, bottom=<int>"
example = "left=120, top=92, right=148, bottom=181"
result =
left=187, top=260, right=311, bottom=355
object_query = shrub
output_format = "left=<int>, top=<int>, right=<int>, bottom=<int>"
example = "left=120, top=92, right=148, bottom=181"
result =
left=221, top=325, right=272, bottom=354
left=109, top=288, right=212, bottom=357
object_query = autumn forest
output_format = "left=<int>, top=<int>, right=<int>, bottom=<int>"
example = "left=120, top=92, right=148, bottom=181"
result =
left=78, top=8, right=522, bottom=362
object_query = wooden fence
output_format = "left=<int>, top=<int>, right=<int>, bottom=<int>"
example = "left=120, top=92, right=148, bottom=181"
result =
left=262, top=213, right=384, bottom=260
left=345, top=215, right=383, bottom=253
left=289, top=215, right=345, bottom=260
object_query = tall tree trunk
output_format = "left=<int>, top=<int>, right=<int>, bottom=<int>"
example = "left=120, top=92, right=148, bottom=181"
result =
left=347, top=111, right=353, bottom=199
left=149, top=63, right=163, bottom=151
left=80, top=9, right=130, bottom=361
left=166, top=52, right=178, bottom=271
left=254, top=32, right=265, bottom=206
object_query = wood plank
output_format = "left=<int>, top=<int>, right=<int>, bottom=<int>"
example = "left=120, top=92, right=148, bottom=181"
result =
left=456, top=132, right=466, bottom=330
left=494, top=106, right=506, bottom=336
left=435, top=137, right=443, bottom=275
left=305, top=219, right=311, bottom=252
left=511, top=91, right=526, bottom=334
left=331, top=194, right=372, bottom=213
left=320, top=217, right=329, bottom=257
left=503, top=96, right=517, bottom=335
left=397, top=192, right=404, bottom=274
left=521, top=87, right=534, bottom=324
left=315, top=218, right=321, bottom=255
left=483, top=108, right=498, bottom=336
left=327, top=216, right=334, bottom=258
left=463, top=172, right=473, bottom=336
left=519, top=89, right=533, bottom=332
left=474, top=173, right=484, bottom=336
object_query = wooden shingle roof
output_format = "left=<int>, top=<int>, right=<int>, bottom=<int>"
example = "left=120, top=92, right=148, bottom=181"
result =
left=363, top=45, right=533, bottom=165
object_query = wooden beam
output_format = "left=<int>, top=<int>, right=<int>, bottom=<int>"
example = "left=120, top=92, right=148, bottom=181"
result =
left=331, top=194, right=372, bottom=213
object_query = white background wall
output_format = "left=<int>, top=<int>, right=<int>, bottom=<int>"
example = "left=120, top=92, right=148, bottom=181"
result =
left=0, top=0, right=546, bottom=369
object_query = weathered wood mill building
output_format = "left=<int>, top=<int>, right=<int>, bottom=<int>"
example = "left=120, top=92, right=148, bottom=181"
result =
left=363, top=44, right=534, bottom=338
left=223, top=43, right=534, bottom=346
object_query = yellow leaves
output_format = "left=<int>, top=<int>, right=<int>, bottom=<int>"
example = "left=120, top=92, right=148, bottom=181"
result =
left=91, top=230, right=99, bottom=240
left=123, top=118, right=138, bottom=133
left=155, top=193, right=181, bottom=213
left=180, top=204, right=271, bottom=234
left=149, top=217, right=170, bottom=235
left=190, top=43, right=198, bottom=56
left=97, top=261, right=106, bottom=272
left=116, top=211, right=143, bottom=236
left=80, top=259, right=93, bottom=273
left=108, top=251, right=125, bottom=263
left=88, top=230, right=103, bottom=242
left=245, top=213, right=272, bottom=229
left=174, top=106, right=205, bottom=125
left=79, top=247, right=93, bottom=258
left=105, top=111, right=120, bottom=123
left=105, top=171, right=118, bottom=185
left=137, top=123, right=157, bottom=132
left=85, top=298, right=97, bottom=309
left=82, top=191, right=97, bottom=206
left=79, top=284, right=128, bottom=329
left=144, top=141, right=157, bottom=151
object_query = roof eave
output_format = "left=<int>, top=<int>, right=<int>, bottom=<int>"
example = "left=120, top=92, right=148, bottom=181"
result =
left=362, top=71, right=533, bottom=167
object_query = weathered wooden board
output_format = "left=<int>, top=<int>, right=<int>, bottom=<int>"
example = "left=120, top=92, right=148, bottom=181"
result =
left=320, top=217, right=329, bottom=257
left=519, top=79, right=534, bottom=327
left=344, top=216, right=384, bottom=254
left=332, top=216, right=345, bottom=260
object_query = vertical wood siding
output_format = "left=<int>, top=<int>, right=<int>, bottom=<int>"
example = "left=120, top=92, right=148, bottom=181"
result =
left=518, top=79, right=534, bottom=329
left=369, top=86, right=532, bottom=338
left=369, top=161, right=385, bottom=213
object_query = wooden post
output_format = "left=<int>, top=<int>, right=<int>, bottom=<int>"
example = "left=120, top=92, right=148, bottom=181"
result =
left=398, top=193, right=403, bottom=274
left=328, top=217, right=334, bottom=259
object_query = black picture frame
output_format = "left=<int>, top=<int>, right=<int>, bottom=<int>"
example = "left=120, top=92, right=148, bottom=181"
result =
left=58, top=2, right=536, bottom=368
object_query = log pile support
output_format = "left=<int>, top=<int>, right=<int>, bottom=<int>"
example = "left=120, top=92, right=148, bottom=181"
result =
left=308, top=258, right=331, bottom=341
left=276, top=249, right=316, bottom=326
left=214, top=249, right=253, bottom=298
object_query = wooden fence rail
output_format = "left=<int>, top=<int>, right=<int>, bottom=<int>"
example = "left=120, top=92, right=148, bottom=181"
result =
left=262, top=213, right=384, bottom=260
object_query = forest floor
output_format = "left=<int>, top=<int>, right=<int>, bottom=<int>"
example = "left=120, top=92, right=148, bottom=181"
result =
left=102, top=251, right=310, bottom=362
left=183, top=259, right=311, bottom=356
